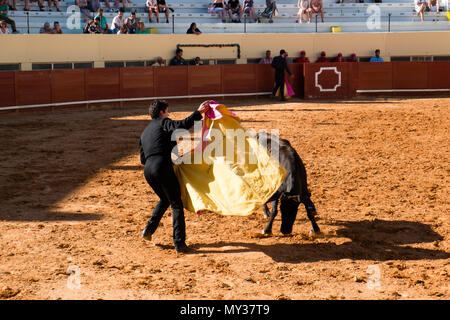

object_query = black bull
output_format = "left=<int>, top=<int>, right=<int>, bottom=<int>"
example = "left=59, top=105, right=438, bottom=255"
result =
left=256, top=133, right=321, bottom=236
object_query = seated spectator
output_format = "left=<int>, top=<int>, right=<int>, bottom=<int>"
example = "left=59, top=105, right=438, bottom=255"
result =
left=212, top=0, right=226, bottom=23
left=259, top=50, right=273, bottom=64
left=5, top=0, right=16, bottom=11
left=227, top=0, right=242, bottom=23
left=315, top=51, right=329, bottom=63
left=186, top=22, right=201, bottom=34
left=208, top=2, right=214, bottom=14
left=40, top=21, right=53, bottom=33
left=146, top=0, right=160, bottom=23
left=95, top=7, right=110, bottom=34
left=76, top=0, right=92, bottom=19
left=369, top=49, right=384, bottom=62
left=191, top=57, right=203, bottom=66
left=0, top=0, right=17, bottom=33
left=334, top=52, right=344, bottom=62
left=125, top=11, right=138, bottom=33
left=24, top=0, right=44, bottom=11
left=136, top=21, right=149, bottom=34
left=241, top=0, right=256, bottom=23
left=88, top=18, right=102, bottom=34
left=295, top=50, right=310, bottom=63
left=111, top=8, right=125, bottom=34
left=169, top=48, right=186, bottom=66
left=117, top=24, right=127, bottom=34
left=415, top=0, right=427, bottom=22
left=52, top=21, right=63, bottom=33
left=297, top=0, right=312, bottom=24
left=346, top=53, right=357, bottom=62
left=428, top=0, right=439, bottom=12
left=0, top=20, right=10, bottom=34
left=156, top=0, right=172, bottom=24
left=152, top=56, right=165, bottom=66
left=310, top=0, right=324, bottom=23
left=47, top=0, right=61, bottom=12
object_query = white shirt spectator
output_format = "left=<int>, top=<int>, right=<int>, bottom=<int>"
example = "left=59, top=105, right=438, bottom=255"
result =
left=111, top=15, right=125, bottom=30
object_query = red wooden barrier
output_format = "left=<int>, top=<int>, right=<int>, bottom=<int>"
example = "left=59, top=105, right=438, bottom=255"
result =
left=0, top=72, right=15, bottom=107
left=357, top=62, right=393, bottom=90
left=120, top=67, right=154, bottom=98
left=188, top=65, right=222, bottom=96
left=303, top=63, right=352, bottom=99
left=222, top=64, right=257, bottom=94
left=154, top=66, right=188, bottom=97
left=393, top=62, right=428, bottom=89
left=1, top=62, right=450, bottom=109
left=85, top=68, right=120, bottom=100
left=427, top=61, right=450, bottom=89
left=15, top=71, right=52, bottom=106
left=51, top=69, right=85, bottom=103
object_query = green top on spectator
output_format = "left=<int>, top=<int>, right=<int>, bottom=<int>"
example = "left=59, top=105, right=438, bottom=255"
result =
left=0, top=4, right=9, bottom=19
left=94, top=15, right=108, bottom=30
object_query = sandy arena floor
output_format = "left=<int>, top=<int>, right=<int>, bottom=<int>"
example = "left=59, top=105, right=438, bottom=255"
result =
left=0, top=97, right=449, bottom=300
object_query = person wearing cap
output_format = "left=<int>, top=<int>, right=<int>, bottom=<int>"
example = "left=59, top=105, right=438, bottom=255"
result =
left=334, top=53, right=344, bottom=62
left=271, top=49, right=293, bottom=101
left=0, top=0, right=17, bottom=33
left=315, top=51, right=329, bottom=63
left=347, top=53, right=357, bottom=62
left=39, top=22, right=53, bottom=34
left=370, top=49, right=384, bottom=62
left=125, top=11, right=138, bottom=33
left=136, top=21, right=150, bottom=34
left=295, top=50, right=310, bottom=63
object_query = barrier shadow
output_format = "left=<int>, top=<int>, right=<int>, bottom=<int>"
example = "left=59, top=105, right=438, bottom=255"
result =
left=194, top=219, right=449, bottom=263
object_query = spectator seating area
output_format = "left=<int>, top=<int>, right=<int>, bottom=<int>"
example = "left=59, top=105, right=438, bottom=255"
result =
left=5, top=0, right=450, bottom=34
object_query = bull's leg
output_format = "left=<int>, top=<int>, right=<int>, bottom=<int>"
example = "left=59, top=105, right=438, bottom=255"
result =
left=263, top=203, right=270, bottom=219
left=280, top=198, right=299, bottom=235
left=262, top=199, right=279, bottom=234
left=303, top=196, right=320, bottom=235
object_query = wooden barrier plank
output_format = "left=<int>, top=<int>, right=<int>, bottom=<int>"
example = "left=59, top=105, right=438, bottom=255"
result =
left=85, top=68, right=120, bottom=100
left=155, top=66, right=188, bottom=97
left=392, top=62, right=428, bottom=89
left=255, top=64, right=274, bottom=93
left=222, top=64, right=257, bottom=94
left=187, top=65, right=222, bottom=96
left=304, top=63, right=349, bottom=99
left=15, top=71, right=52, bottom=106
left=287, top=63, right=304, bottom=98
left=0, top=72, right=15, bottom=107
left=120, top=67, right=155, bottom=98
left=51, top=69, right=85, bottom=103
left=427, top=61, right=450, bottom=89
left=357, top=62, right=393, bottom=90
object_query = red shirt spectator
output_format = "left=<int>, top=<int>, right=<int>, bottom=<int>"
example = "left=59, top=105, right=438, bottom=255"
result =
left=347, top=53, right=357, bottom=62
left=295, top=50, right=310, bottom=63
left=334, top=53, right=344, bottom=62
left=315, top=51, right=329, bottom=63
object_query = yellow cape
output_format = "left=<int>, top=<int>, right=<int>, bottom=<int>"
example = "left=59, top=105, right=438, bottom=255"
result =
left=173, top=104, right=287, bottom=216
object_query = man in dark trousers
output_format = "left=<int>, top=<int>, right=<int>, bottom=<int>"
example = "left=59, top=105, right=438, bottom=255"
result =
left=139, top=100, right=209, bottom=253
left=271, top=49, right=292, bottom=101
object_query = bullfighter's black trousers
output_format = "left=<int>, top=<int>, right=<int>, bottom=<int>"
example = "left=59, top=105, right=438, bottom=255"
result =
left=272, top=75, right=285, bottom=99
left=144, top=154, right=186, bottom=247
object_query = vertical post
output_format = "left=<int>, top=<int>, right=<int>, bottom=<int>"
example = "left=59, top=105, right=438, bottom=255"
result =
left=315, top=14, right=318, bottom=33
left=26, top=11, right=30, bottom=34
left=172, top=14, right=175, bottom=34
left=244, top=14, right=247, bottom=33
left=388, top=13, right=391, bottom=32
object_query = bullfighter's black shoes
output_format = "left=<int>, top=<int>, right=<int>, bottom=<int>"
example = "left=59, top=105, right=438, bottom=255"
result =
left=175, top=244, right=196, bottom=254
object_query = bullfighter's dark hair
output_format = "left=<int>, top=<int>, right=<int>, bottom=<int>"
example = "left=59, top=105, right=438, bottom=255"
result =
left=149, top=100, right=169, bottom=119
